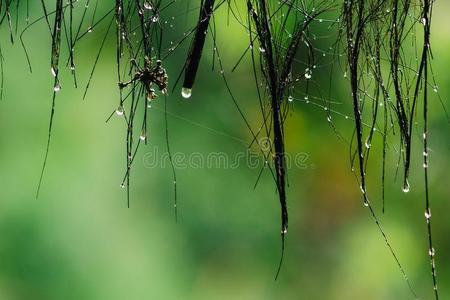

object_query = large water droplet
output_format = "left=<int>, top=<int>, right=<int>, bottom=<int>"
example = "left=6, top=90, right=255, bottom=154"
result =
left=181, top=87, right=192, bottom=99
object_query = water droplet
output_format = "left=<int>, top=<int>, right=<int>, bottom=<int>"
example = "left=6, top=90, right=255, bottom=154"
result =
left=281, top=228, right=288, bottom=234
left=181, top=87, right=192, bottom=99
left=433, top=86, right=438, bottom=93
left=116, top=105, right=124, bottom=116
left=421, top=17, right=427, bottom=26
left=120, top=183, right=125, bottom=189
left=53, top=83, right=61, bottom=92
left=365, top=141, right=371, bottom=149
left=429, top=248, right=435, bottom=257
left=304, top=68, right=312, bottom=79
left=288, top=96, right=293, bottom=102
left=425, top=209, right=432, bottom=220
left=402, top=179, right=410, bottom=193
left=144, top=1, right=153, bottom=9
left=360, top=184, right=366, bottom=194
left=259, top=46, right=266, bottom=53
left=51, top=67, right=57, bottom=77
left=140, top=131, right=147, bottom=141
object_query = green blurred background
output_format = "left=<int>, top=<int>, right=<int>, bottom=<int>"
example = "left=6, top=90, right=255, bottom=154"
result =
left=0, top=1, right=449, bottom=299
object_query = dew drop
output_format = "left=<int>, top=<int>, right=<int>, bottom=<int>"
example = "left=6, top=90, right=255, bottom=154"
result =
left=429, top=248, right=435, bottom=257
left=425, top=209, right=432, bottom=220
left=421, top=17, right=427, bottom=26
left=116, top=105, right=124, bottom=116
left=288, top=96, right=293, bottom=102
left=53, top=83, right=61, bottom=92
left=360, top=184, right=366, bottom=194
left=51, top=67, right=57, bottom=77
left=181, top=87, right=192, bottom=99
left=304, top=68, right=312, bottom=79
left=151, top=15, right=159, bottom=22
left=140, top=131, right=147, bottom=141
left=402, top=180, right=410, bottom=193
left=144, top=1, right=153, bottom=9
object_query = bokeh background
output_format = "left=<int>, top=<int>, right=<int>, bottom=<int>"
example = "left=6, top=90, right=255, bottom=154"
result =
left=0, top=1, right=449, bottom=299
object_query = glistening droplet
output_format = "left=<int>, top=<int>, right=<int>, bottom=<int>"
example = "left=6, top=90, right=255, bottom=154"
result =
left=116, top=105, right=124, bottom=116
left=140, top=131, right=147, bottom=141
left=402, top=179, right=410, bottom=193
left=53, top=83, right=61, bottom=92
left=143, top=1, right=152, bottom=9
left=181, top=87, right=192, bottom=99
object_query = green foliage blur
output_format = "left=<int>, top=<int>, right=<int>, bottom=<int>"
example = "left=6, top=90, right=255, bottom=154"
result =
left=0, top=1, right=449, bottom=299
